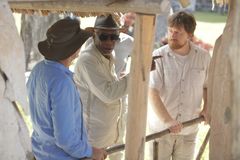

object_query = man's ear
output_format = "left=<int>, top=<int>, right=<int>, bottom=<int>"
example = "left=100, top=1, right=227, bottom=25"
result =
left=188, top=33, right=193, bottom=39
left=93, top=33, right=98, bottom=44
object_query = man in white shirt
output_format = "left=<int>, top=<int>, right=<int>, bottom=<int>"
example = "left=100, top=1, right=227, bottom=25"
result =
left=74, top=14, right=129, bottom=160
left=148, top=11, right=211, bottom=160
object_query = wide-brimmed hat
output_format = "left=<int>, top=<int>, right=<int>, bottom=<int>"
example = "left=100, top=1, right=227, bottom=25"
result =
left=86, top=14, right=124, bottom=32
left=38, top=17, right=92, bottom=60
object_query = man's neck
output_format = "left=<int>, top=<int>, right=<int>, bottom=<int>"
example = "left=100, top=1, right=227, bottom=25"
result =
left=59, top=59, right=70, bottom=68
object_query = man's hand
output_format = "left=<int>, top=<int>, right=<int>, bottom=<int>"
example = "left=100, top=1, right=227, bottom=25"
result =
left=166, top=120, right=183, bottom=134
left=119, top=72, right=128, bottom=79
left=151, top=55, right=162, bottom=71
left=200, top=107, right=210, bottom=124
left=92, top=147, right=107, bottom=160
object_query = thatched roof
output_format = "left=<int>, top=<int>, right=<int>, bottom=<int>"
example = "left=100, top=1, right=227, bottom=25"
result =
left=11, top=8, right=122, bottom=20
left=8, top=0, right=166, bottom=15
left=9, top=0, right=230, bottom=16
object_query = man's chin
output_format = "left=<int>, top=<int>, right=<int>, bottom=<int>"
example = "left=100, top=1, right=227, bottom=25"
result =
left=169, top=43, right=182, bottom=50
left=102, top=52, right=112, bottom=57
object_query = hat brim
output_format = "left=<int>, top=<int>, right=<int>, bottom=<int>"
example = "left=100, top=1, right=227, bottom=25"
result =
left=38, top=29, right=92, bottom=60
left=85, top=27, right=125, bottom=32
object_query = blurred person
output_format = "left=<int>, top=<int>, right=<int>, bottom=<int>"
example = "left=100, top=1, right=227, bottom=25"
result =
left=27, top=17, right=107, bottom=160
left=148, top=11, right=211, bottom=160
left=120, top=12, right=136, bottom=36
left=171, top=0, right=196, bottom=13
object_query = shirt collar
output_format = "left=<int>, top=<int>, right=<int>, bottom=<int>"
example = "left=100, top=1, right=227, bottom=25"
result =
left=44, top=59, right=73, bottom=77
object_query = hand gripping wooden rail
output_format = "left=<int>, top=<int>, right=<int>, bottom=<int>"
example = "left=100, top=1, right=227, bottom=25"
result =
left=106, top=116, right=205, bottom=154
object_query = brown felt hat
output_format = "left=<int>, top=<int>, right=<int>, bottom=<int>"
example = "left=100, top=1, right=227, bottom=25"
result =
left=86, top=14, right=124, bottom=32
left=38, top=17, right=92, bottom=60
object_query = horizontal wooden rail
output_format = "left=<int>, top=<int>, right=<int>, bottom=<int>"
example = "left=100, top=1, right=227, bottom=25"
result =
left=106, top=116, right=205, bottom=154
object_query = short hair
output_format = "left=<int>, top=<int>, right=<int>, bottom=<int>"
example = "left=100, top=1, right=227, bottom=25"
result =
left=168, top=11, right=196, bottom=34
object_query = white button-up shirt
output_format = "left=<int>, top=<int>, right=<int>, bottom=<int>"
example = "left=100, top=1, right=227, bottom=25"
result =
left=148, top=42, right=211, bottom=135
left=74, top=42, right=128, bottom=148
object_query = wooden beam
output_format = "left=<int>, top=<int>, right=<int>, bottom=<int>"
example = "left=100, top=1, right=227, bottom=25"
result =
left=125, top=13, right=156, bottom=160
left=8, top=0, right=166, bottom=14
left=230, top=0, right=240, bottom=159
left=208, top=0, right=240, bottom=159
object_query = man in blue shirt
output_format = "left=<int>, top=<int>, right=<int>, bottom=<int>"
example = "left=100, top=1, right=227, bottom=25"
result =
left=27, top=17, right=107, bottom=160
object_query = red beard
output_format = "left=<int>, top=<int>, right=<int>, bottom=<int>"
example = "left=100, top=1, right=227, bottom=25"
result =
left=168, top=39, right=187, bottom=50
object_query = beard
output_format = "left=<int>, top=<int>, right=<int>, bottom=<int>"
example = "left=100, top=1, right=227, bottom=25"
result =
left=168, top=39, right=188, bottom=50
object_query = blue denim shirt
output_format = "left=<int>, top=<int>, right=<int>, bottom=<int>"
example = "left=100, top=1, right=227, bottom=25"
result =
left=27, top=60, right=92, bottom=160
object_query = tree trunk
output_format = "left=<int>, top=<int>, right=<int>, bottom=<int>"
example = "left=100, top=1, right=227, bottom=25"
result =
left=208, top=0, right=240, bottom=159
left=20, top=13, right=61, bottom=70
left=0, top=1, right=33, bottom=159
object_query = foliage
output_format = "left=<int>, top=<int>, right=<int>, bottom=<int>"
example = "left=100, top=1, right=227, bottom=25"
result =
left=194, top=11, right=227, bottom=23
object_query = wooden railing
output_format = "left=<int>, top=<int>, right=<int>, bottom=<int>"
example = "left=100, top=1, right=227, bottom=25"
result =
left=107, top=116, right=205, bottom=154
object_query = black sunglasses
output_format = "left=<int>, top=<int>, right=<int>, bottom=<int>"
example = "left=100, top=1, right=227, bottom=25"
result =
left=98, top=33, right=120, bottom=41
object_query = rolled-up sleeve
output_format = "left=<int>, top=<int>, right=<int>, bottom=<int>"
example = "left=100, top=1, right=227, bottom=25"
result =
left=149, top=51, right=163, bottom=92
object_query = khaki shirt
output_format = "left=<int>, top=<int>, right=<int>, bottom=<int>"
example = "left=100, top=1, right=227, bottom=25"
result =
left=74, top=42, right=128, bottom=148
left=148, top=42, right=211, bottom=135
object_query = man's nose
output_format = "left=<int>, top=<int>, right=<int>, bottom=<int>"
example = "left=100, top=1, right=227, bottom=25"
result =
left=104, top=38, right=116, bottom=45
left=171, top=32, right=178, bottom=38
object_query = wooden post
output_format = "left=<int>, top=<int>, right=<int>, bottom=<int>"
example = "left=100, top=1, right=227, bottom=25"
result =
left=196, top=129, right=210, bottom=160
left=229, top=0, right=240, bottom=159
left=208, top=0, right=240, bottom=159
left=0, top=1, right=33, bottom=159
left=153, top=141, right=158, bottom=160
left=125, top=13, right=156, bottom=160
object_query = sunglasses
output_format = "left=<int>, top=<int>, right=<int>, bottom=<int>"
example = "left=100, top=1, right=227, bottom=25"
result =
left=98, top=33, right=120, bottom=41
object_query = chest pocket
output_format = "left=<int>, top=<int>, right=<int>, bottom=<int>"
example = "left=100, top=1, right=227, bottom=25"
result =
left=163, top=68, right=178, bottom=88
left=190, top=68, right=205, bottom=86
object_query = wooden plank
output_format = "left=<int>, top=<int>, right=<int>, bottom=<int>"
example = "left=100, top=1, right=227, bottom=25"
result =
left=208, top=17, right=232, bottom=160
left=229, top=0, right=240, bottom=159
left=208, top=0, right=240, bottom=159
left=0, top=1, right=33, bottom=159
left=125, top=14, right=156, bottom=160
left=8, top=0, right=167, bottom=14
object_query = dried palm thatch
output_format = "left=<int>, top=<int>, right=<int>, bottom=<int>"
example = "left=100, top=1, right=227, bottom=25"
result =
left=11, top=8, right=123, bottom=24
left=11, top=8, right=121, bottom=17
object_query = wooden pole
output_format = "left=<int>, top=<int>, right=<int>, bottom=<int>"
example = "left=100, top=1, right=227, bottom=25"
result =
left=229, top=0, right=240, bottom=159
left=107, top=116, right=204, bottom=154
left=124, top=13, right=156, bottom=160
left=196, top=129, right=210, bottom=160
left=208, top=0, right=240, bottom=159
left=153, top=140, right=158, bottom=160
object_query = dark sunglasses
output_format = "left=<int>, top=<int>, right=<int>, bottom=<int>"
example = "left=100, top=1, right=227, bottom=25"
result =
left=98, top=33, right=120, bottom=41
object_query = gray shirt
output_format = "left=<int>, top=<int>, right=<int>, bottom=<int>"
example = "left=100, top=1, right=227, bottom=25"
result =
left=148, top=42, right=211, bottom=135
